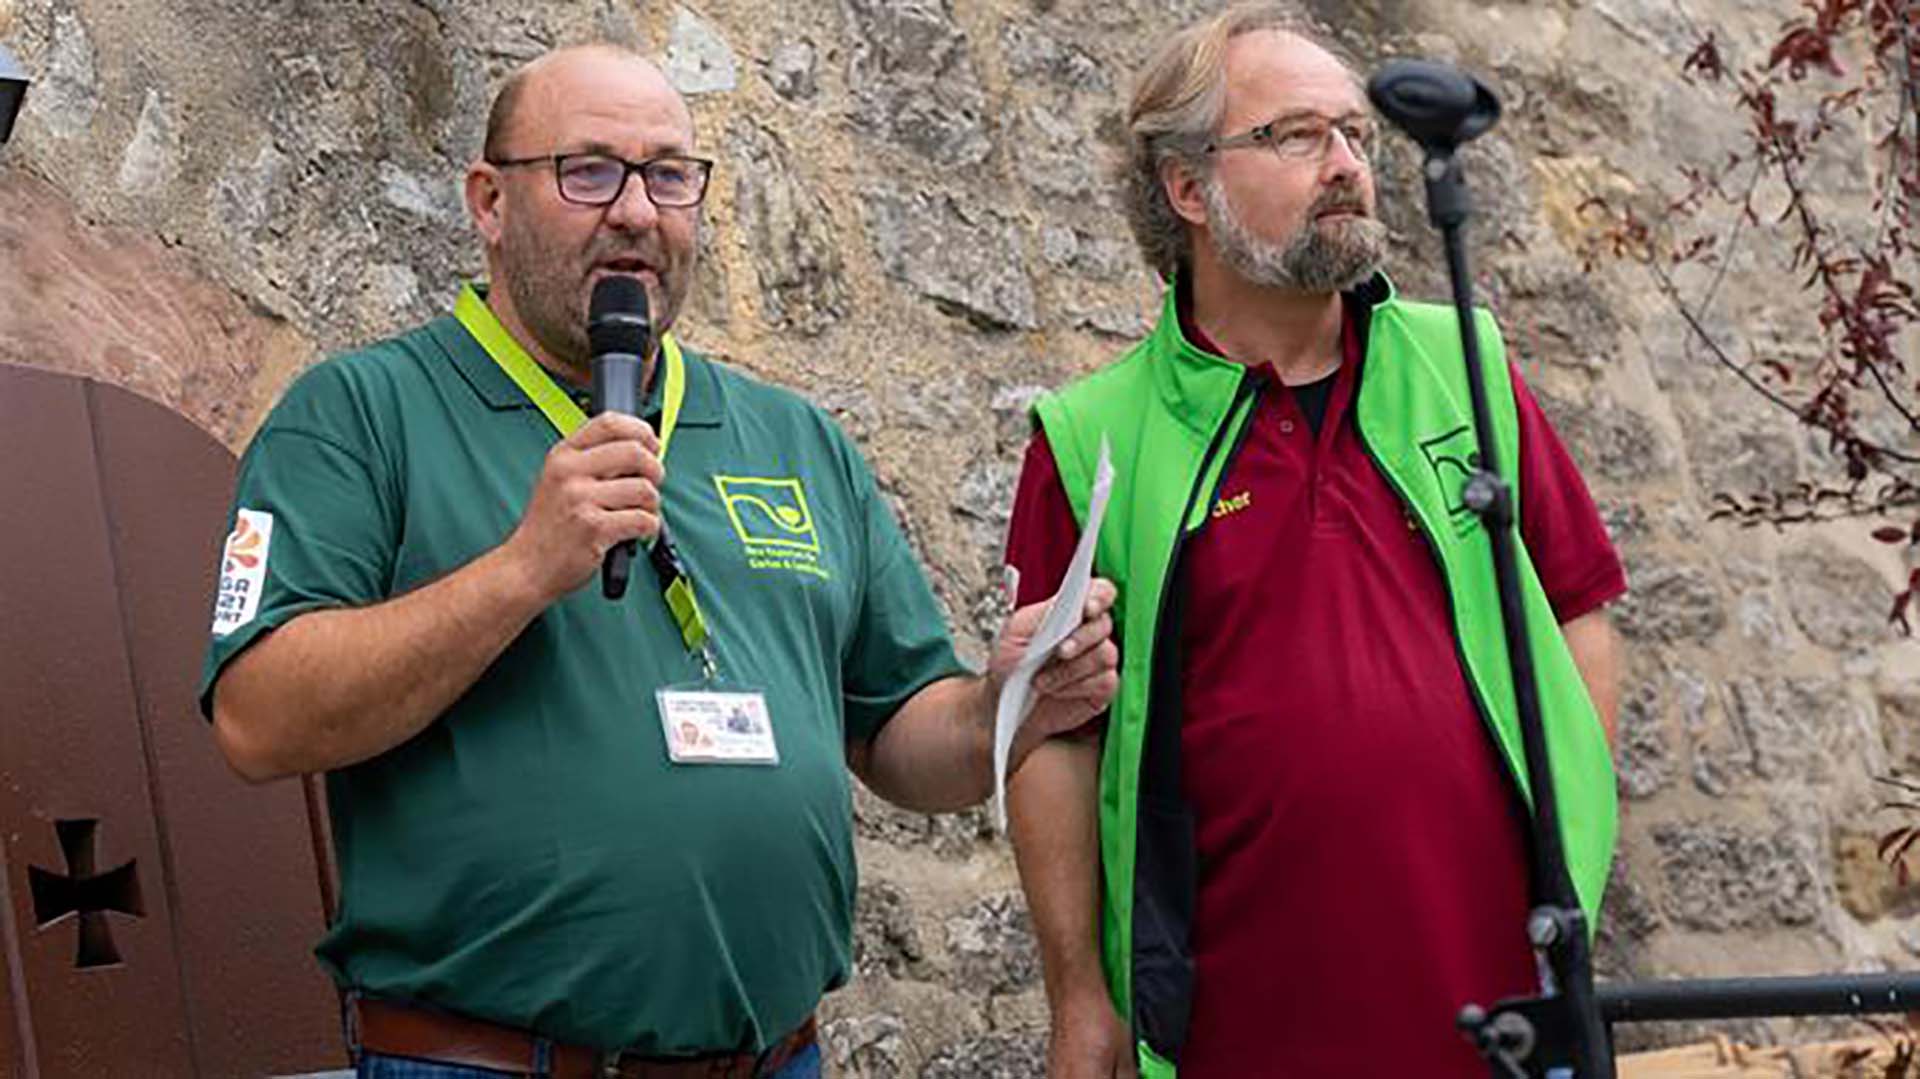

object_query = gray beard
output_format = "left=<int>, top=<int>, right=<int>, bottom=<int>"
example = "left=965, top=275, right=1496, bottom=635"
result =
left=1203, top=178, right=1388, bottom=293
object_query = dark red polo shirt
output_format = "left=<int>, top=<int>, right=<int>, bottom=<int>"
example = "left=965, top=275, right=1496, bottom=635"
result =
left=1004, top=301, right=1625, bottom=1078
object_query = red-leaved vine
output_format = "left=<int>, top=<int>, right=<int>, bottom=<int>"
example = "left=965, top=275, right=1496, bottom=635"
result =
left=1582, top=0, right=1920, bottom=634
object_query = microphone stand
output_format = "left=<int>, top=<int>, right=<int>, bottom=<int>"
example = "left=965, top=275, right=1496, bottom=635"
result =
left=1369, top=59, right=1609, bottom=1079
left=1372, top=58, right=1920, bottom=1077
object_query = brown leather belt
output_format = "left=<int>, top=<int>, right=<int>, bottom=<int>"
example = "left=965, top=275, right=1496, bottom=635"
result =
left=353, top=996, right=817, bottom=1079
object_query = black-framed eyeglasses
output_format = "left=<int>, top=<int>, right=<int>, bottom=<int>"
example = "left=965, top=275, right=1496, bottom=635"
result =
left=486, top=152, right=716, bottom=208
left=1204, top=113, right=1376, bottom=163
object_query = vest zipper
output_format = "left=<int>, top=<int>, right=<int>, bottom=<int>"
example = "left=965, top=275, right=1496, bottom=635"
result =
left=1130, top=371, right=1259, bottom=1060
left=1146, top=373, right=1263, bottom=717
left=1154, top=374, right=1261, bottom=659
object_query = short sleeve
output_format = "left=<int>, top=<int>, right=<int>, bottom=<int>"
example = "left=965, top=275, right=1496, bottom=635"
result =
left=197, top=365, right=398, bottom=717
left=1512, top=366, right=1629, bottom=623
left=1004, top=430, right=1083, bottom=607
left=838, top=452, right=968, bottom=743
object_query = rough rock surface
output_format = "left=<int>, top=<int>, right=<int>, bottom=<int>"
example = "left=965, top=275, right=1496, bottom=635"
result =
left=5, top=0, right=1917, bottom=1066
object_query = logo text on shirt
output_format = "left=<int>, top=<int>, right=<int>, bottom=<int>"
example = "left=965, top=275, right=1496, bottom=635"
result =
left=1211, top=490, right=1253, bottom=520
left=713, top=475, right=830, bottom=580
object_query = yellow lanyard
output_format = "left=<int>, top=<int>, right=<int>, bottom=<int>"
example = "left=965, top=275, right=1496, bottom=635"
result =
left=455, top=284, right=685, bottom=452
left=454, top=284, right=711, bottom=659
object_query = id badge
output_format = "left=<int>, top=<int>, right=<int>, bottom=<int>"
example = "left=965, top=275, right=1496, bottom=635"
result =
left=656, top=683, right=779, bottom=765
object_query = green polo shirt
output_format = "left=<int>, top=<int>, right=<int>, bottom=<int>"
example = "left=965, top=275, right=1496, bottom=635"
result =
left=197, top=300, right=967, bottom=1054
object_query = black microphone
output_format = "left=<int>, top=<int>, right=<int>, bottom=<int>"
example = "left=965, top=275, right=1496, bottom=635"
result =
left=1369, top=59, right=1502, bottom=230
left=1366, top=59, right=1501, bottom=153
left=588, top=275, right=651, bottom=599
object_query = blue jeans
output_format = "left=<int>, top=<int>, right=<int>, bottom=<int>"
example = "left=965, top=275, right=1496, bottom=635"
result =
left=356, top=1042, right=822, bottom=1079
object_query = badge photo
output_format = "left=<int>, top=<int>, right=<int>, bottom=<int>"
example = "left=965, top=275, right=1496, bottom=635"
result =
left=657, top=687, right=779, bottom=765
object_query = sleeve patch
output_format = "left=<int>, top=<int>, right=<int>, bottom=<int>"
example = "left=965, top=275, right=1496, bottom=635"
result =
left=211, top=509, right=274, bottom=637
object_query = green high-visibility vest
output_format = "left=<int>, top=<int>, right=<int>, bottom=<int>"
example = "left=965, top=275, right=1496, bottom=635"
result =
left=1032, top=278, right=1617, bottom=1077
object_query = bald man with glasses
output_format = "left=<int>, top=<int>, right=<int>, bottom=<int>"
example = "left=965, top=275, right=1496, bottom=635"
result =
left=199, top=43, right=1118, bottom=1079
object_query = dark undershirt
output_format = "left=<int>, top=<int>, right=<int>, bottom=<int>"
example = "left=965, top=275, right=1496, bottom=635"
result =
left=1288, top=371, right=1337, bottom=437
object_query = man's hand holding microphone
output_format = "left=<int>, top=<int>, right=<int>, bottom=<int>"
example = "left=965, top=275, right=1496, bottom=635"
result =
left=501, top=275, right=663, bottom=606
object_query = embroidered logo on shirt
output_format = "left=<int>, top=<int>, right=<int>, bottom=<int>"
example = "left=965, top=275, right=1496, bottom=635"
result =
left=1417, top=426, right=1485, bottom=536
left=713, top=475, right=830, bottom=580
left=211, top=509, right=273, bottom=636
left=1211, top=490, right=1254, bottom=520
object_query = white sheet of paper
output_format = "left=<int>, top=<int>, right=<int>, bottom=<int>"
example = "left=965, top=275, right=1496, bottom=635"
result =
left=993, top=435, right=1114, bottom=831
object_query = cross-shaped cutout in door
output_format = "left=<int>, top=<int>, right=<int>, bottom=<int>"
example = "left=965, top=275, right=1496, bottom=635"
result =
left=27, top=818, right=145, bottom=969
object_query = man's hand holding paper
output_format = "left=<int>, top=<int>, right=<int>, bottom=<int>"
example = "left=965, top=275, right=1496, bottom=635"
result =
left=987, top=437, right=1119, bottom=828
left=989, top=576, right=1120, bottom=773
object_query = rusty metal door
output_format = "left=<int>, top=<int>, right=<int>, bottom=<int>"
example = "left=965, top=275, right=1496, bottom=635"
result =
left=0, top=363, right=346, bottom=1078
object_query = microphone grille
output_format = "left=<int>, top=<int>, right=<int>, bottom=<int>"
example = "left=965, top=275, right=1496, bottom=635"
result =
left=588, top=275, right=651, bottom=356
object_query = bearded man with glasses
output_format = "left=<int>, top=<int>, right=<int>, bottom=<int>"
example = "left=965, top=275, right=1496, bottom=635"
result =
left=198, top=43, right=1119, bottom=1079
left=1003, top=4, right=1627, bottom=1077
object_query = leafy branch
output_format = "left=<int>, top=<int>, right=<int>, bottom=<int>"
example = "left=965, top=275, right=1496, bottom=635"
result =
left=1582, top=0, right=1920, bottom=633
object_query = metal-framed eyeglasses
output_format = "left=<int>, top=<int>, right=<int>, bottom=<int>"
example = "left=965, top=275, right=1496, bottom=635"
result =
left=1204, top=112, right=1377, bottom=163
left=485, top=152, right=716, bottom=208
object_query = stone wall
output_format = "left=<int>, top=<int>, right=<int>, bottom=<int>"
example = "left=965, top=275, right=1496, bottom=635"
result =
left=2, top=0, right=1917, bottom=1070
